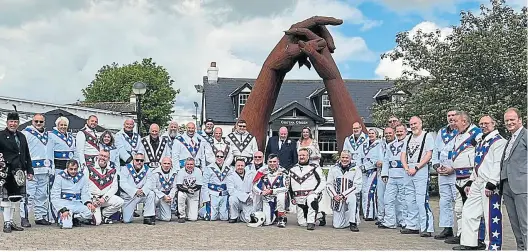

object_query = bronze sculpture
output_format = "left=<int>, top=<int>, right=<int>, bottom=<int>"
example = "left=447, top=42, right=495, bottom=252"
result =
left=239, top=16, right=365, bottom=151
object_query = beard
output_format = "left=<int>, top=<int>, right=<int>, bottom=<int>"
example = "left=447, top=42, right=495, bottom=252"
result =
left=299, top=159, right=310, bottom=165
left=169, top=130, right=178, bottom=137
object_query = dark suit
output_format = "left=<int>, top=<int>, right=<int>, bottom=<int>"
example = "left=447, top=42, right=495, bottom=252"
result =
left=0, top=128, right=33, bottom=199
left=265, top=136, right=298, bottom=170
left=500, top=127, right=527, bottom=250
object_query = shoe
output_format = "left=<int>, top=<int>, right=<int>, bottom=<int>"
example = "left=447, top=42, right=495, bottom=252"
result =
left=364, top=218, right=375, bottom=221
left=477, top=240, right=486, bottom=250
left=277, top=217, right=286, bottom=228
left=102, top=216, right=113, bottom=224
left=10, top=222, right=24, bottom=231
left=375, top=221, right=381, bottom=225
left=178, top=218, right=186, bottom=223
left=143, top=217, right=155, bottom=225
left=318, top=212, right=326, bottom=226
left=307, top=223, right=315, bottom=230
left=445, top=236, right=461, bottom=244
left=228, top=219, right=237, bottom=223
left=21, top=218, right=31, bottom=227
left=452, top=245, right=480, bottom=250
left=3, top=222, right=11, bottom=233
left=349, top=223, right=359, bottom=232
left=133, top=212, right=140, bottom=217
left=72, top=218, right=82, bottom=227
left=420, top=232, right=432, bottom=237
left=378, top=224, right=393, bottom=229
left=35, top=219, right=52, bottom=225
left=435, top=227, right=454, bottom=240
left=400, top=228, right=419, bottom=234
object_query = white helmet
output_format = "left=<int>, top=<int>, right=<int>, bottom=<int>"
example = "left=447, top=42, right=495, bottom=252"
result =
left=247, top=211, right=266, bottom=228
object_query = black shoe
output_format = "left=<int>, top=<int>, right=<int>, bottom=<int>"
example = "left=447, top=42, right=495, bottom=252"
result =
left=10, top=222, right=24, bottom=231
left=133, top=212, right=140, bottom=217
left=435, top=227, right=454, bottom=240
left=364, top=218, right=375, bottom=221
left=277, top=217, right=286, bottom=228
left=143, top=217, right=155, bottom=225
left=228, top=219, right=237, bottom=223
left=102, top=216, right=113, bottom=224
left=72, top=218, right=82, bottom=227
left=3, top=222, right=11, bottom=233
left=349, top=223, right=359, bottom=232
left=21, top=218, right=31, bottom=227
left=375, top=221, right=381, bottom=225
left=400, top=228, right=419, bottom=234
left=307, top=223, right=315, bottom=230
left=378, top=224, right=393, bottom=229
left=445, top=236, right=461, bottom=244
left=452, top=245, right=480, bottom=250
left=318, top=212, right=326, bottom=226
left=476, top=240, right=486, bottom=250
left=420, top=232, right=432, bottom=237
left=178, top=218, right=186, bottom=223
left=35, top=219, right=52, bottom=226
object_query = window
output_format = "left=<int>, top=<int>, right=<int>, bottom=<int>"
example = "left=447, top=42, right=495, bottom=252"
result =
left=318, top=130, right=337, bottom=153
left=238, top=93, right=250, bottom=116
left=391, top=94, right=405, bottom=102
left=321, top=94, right=332, bottom=118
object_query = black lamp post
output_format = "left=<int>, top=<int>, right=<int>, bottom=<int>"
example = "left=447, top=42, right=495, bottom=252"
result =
left=193, top=102, right=199, bottom=127
left=132, top=82, right=147, bottom=135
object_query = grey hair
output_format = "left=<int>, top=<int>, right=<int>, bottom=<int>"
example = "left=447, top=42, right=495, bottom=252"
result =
left=55, top=116, right=69, bottom=127
left=340, top=150, right=352, bottom=158
left=456, top=111, right=472, bottom=125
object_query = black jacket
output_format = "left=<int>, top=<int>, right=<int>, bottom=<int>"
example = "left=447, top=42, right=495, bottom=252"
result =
left=265, top=136, right=298, bottom=170
left=0, top=128, right=33, bottom=196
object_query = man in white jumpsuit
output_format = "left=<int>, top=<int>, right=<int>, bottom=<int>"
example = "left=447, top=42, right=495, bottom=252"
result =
left=148, top=157, right=178, bottom=222
left=176, top=158, right=203, bottom=222
left=76, top=115, right=100, bottom=169
left=172, top=122, right=207, bottom=170
left=202, top=150, right=232, bottom=221
left=327, top=150, right=362, bottom=231
left=225, top=120, right=258, bottom=166
left=361, top=129, right=383, bottom=221
left=226, top=159, right=256, bottom=223
left=289, top=148, right=326, bottom=230
left=342, top=122, right=368, bottom=164
left=454, top=115, right=506, bottom=250
left=376, top=126, right=395, bottom=226
left=115, top=119, right=146, bottom=166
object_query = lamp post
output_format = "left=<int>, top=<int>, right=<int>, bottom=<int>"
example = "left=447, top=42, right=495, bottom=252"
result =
left=193, top=102, right=199, bottom=127
left=132, top=82, right=147, bottom=135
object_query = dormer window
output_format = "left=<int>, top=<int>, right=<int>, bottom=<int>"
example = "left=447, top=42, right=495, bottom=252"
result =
left=238, top=92, right=250, bottom=117
left=321, top=94, right=332, bottom=118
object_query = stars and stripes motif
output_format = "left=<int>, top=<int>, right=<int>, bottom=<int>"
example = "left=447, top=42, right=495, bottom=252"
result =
left=451, top=127, right=481, bottom=161
left=202, top=133, right=214, bottom=146
left=123, top=132, right=139, bottom=149
left=348, top=134, right=366, bottom=151
left=126, top=164, right=148, bottom=185
left=183, top=176, right=197, bottom=189
left=142, top=136, right=168, bottom=163
left=61, top=192, right=81, bottom=200
left=363, top=141, right=379, bottom=155
left=101, top=144, right=116, bottom=151
left=440, top=127, right=458, bottom=144
left=58, top=170, right=84, bottom=184
left=289, top=165, right=316, bottom=185
left=88, top=163, right=117, bottom=190
left=158, top=172, right=176, bottom=193
left=487, top=193, right=502, bottom=251
left=455, top=167, right=472, bottom=179
left=366, top=171, right=378, bottom=217
left=331, top=177, right=354, bottom=211
left=211, top=166, right=230, bottom=182
left=474, top=134, right=503, bottom=176
left=256, top=173, right=285, bottom=191
left=390, top=142, right=403, bottom=156
left=228, top=132, right=254, bottom=153
left=176, top=136, right=201, bottom=158
left=81, top=128, right=99, bottom=150
left=24, top=127, right=48, bottom=145
left=51, top=129, right=74, bottom=147
left=212, top=140, right=230, bottom=157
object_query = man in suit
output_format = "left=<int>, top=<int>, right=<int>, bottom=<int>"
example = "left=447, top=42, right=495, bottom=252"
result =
left=500, top=107, right=527, bottom=250
left=265, top=127, right=298, bottom=170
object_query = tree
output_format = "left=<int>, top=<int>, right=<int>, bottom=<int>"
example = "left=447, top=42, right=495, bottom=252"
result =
left=82, top=58, right=179, bottom=133
left=372, top=0, right=527, bottom=133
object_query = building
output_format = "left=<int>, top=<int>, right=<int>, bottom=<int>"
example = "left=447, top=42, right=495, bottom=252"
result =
left=196, top=62, right=395, bottom=164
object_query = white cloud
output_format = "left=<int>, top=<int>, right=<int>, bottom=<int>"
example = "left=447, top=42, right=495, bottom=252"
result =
left=0, top=0, right=379, bottom=121
left=374, top=21, right=453, bottom=79
left=373, top=0, right=526, bottom=15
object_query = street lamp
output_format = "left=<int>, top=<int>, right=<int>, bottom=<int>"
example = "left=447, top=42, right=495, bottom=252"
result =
left=132, top=82, right=147, bottom=135
left=193, top=102, right=199, bottom=127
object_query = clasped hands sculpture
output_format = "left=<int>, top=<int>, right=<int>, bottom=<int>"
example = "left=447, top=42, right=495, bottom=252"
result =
left=240, top=16, right=365, bottom=151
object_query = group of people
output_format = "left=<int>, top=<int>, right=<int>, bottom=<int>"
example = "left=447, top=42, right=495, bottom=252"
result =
left=0, top=107, right=525, bottom=251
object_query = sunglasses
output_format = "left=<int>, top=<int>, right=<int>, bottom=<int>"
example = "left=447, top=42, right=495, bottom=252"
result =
left=254, top=156, right=263, bottom=158
left=216, top=156, right=224, bottom=158
left=34, top=120, right=44, bottom=124
left=238, top=125, right=247, bottom=128
left=135, top=159, right=144, bottom=162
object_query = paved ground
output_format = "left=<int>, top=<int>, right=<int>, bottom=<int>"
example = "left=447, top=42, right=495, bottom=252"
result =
left=0, top=197, right=516, bottom=250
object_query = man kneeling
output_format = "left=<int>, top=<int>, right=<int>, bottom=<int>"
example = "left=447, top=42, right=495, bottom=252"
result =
left=326, top=150, right=362, bottom=232
left=149, top=157, right=177, bottom=221
left=119, top=153, right=156, bottom=225
left=227, top=159, right=256, bottom=223
left=85, top=150, right=123, bottom=225
left=176, top=158, right=203, bottom=223
left=50, top=159, right=95, bottom=228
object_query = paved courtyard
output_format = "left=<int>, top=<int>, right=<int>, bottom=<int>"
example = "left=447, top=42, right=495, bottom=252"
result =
left=0, top=197, right=516, bottom=250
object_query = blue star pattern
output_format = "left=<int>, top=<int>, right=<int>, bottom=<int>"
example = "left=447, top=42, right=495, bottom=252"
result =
left=474, top=134, right=503, bottom=176
left=487, top=193, right=502, bottom=250
left=389, top=142, right=403, bottom=156
left=363, top=141, right=379, bottom=155
left=58, top=170, right=84, bottom=184
left=158, top=173, right=176, bottom=194
left=176, top=136, right=201, bottom=157
left=455, top=167, right=472, bottom=179
left=60, top=193, right=81, bottom=200
left=450, top=127, right=481, bottom=161
left=440, top=127, right=458, bottom=144
left=24, top=127, right=48, bottom=145
left=207, top=183, right=229, bottom=196
left=366, top=172, right=378, bottom=217
left=123, top=132, right=139, bottom=149
left=126, top=164, right=148, bottom=185
left=211, top=166, right=230, bottom=182
left=51, top=129, right=74, bottom=147
left=348, top=135, right=366, bottom=151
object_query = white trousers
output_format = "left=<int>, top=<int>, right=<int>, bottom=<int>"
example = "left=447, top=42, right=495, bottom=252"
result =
left=1, top=201, right=18, bottom=222
left=438, top=181, right=456, bottom=228
left=229, top=198, right=253, bottom=223
left=332, top=194, right=359, bottom=228
left=295, top=194, right=319, bottom=227
left=122, top=191, right=156, bottom=223
left=262, top=192, right=286, bottom=226
left=455, top=178, right=470, bottom=235
left=377, top=172, right=386, bottom=222
left=155, top=197, right=173, bottom=221
left=382, top=177, right=406, bottom=228
left=20, top=173, right=50, bottom=220
left=460, top=178, right=502, bottom=249
left=51, top=199, right=93, bottom=221
left=404, top=173, right=435, bottom=233
left=204, top=194, right=229, bottom=221
left=178, top=191, right=200, bottom=221
left=93, top=195, right=124, bottom=225
left=362, top=170, right=378, bottom=219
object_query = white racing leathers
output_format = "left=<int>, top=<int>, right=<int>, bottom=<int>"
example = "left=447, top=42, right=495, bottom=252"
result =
left=50, top=171, right=93, bottom=225
left=360, top=140, right=383, bottom=220
left=326, top=162, right=362, bottom=228
left=343, top=133, right=368, bottom=164
left=460, top=130, right=506, bottom=250
left=119, top=164, right=155, bottom=223
left=148, top=167, right=178, bottom=221
left=226, top=131, right=258, bottom=165
left=84, top=161, right=123, bottom=225
left=176, top=168, right=203, bottom=221
left=253, top=166, right=289, bottom=225
left=449, top=124, right=482, bottom=236
left=432, top=126, right=458, bottom=230
left=76, top=126, right=99, bottom=169
left=172, top=134, right=207, bottom=170
left=226, top=169, right=256, bottom=222
left=202, top=163, right=232, bottom=221
left=380, top=138, right=407, bottom=228
left=289, top=163, right=326, bottom=227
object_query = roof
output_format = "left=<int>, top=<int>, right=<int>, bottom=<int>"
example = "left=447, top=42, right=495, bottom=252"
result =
left=0, top=96, right=124, bottom=115
left=270, top=101, right=325, bottom=123
left=203, top=77, right=394, bottom=124
left=71, top=102, right=136, bottom=113
left=17, top=108, right=106, bottom=133
left=0, top=108, right=35, bottom=130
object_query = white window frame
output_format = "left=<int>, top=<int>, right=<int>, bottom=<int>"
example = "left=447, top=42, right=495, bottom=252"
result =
left=238, top=92, right=250, bottom=116
left=321, top=94, right=333, bottom=120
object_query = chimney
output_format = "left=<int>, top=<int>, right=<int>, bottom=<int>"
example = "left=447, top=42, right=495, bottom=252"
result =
left=207, top=62, right=219, bottom=84
left=129, top=93, right=136, bottom=104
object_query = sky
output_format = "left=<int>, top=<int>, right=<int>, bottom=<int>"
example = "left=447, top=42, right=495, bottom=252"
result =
left=0, top=0, right=524, bottom=123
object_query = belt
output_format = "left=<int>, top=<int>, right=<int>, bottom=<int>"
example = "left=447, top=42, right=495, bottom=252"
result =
left=207, top=183, right=229, bottom=196
left=61, top=192, right=81, bottom=201
left=54, top=151, right=75, bottom=160
left=292, top=190, right=312, bottom=197
left=32, top=159, right=52, bottom=168
left=455, top=167, right=472, bottom=179
left=389, top=160, right=403, bottom=169
left=147, top=162, right=160, bottom=168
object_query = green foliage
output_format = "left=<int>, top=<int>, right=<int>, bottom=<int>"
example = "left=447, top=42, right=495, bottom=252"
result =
left=82, top=58, right=180, bottom=133
left=372, top=0, right=527, bottom=133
